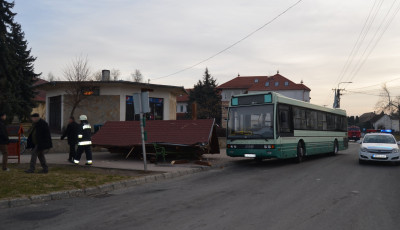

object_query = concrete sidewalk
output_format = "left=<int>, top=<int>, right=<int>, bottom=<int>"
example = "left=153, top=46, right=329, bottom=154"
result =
left=17, top=149, right=236, bottom=173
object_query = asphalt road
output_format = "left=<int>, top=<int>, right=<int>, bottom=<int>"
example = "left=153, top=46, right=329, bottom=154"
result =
left=1, top=143, right=399, bottom=230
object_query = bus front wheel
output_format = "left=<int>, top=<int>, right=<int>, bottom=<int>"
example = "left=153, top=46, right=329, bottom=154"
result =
left=295, top=142, right=304, bottom=163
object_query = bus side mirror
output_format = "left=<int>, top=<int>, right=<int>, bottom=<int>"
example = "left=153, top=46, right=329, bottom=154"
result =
left=397, top=141, right=400, bottom=145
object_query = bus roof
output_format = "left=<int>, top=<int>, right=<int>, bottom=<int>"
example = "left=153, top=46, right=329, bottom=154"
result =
left=231, top=91, right=347, bottom=116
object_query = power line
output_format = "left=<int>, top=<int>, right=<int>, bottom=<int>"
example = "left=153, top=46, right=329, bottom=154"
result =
left=334, top=0, right=383, bottom=86
left=347, top=0, right=400, bottom=82
left=151, top=0, right=304, bottom=80
left=323, top=0, right=382, bottom=105
left=346, top=76, right=400, bottom=91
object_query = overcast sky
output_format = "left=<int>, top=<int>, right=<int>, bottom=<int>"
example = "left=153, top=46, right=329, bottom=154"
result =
left=13, top=0, right=400, bottom=116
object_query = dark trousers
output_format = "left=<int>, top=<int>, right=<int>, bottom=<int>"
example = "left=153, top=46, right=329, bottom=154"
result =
left=30, top=146, right=48, bottom=171
left=0, top=145, right=8, bottom=170
left=68, top=144, right=76, bottom=160
left=75, top=145, right=92, bottom=162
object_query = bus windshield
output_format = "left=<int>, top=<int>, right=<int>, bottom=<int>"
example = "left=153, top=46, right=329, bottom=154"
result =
left=228, top=105, right=274, bottom=139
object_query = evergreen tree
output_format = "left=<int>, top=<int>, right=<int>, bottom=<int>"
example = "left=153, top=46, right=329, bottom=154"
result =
left=0, top=0, right=16, bottom=120
left=188, top=68, right=222, bottom=125
left=0, top=0, right=39, bottom=121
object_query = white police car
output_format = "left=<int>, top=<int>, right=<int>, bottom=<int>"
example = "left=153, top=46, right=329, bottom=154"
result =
left=359, top=132, right=400, bottom=165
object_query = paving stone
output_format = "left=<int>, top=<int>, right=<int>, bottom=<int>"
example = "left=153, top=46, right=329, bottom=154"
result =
left=9, top=198, right=31, bottom=207
left=112, top=182, right=125, bottom=190
left=154, top=174, right=165, bottom=181
left=145, top=175, right=156, bottom=183
left=50, top=191, right=70, bottom=200
left=135, top=177, right=146, bottom=185
left=68, top=189, right=85, bottom=198
left=163, top=173, right=172, bottom=179
left=123, top=179, right=138, bottom=187
left=84, top=187, right=101, bottom=196
left=98, top=184, right=114, bottom=193
left=30, top=194, right=51, bottom=204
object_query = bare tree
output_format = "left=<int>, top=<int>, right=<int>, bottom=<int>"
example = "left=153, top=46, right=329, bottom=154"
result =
left=131, top=69, right=143, bottom=82
left=47, top=72, right=56, bottom=81
left=375, top=83, right=400, bottom=131
left=92, top=70, right=102, bottom=81
left=375, top=83, right=400, bottom=114
left=63, top=55, right=93, bottom=117
left=111, top=69, right=121, bottom=81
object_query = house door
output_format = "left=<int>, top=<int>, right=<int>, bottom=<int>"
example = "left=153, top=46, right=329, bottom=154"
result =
left=49, top=95, right=61, bottom=132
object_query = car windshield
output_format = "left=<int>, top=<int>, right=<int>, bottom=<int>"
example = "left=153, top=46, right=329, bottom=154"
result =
left=227, top=105, right=274, bottom=139
left=363, top=135, right=396, bottom=144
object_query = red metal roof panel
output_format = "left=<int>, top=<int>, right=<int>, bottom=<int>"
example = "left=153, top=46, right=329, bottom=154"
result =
left=92, top=119, right=215, bottom=147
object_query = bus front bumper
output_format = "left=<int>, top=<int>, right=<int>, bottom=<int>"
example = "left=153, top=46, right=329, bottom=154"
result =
left=227, top=148, right=280, bottom=159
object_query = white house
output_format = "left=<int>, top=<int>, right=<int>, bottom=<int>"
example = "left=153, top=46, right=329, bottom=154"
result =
left=372, top=114, right=399, bottom=132
left=217, top=71, right=311, bottom=127
left=35, top=80, right=186, bottom=132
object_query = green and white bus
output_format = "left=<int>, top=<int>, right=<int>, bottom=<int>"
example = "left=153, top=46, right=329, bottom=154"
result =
left=226, top=92, right=348, bottom=162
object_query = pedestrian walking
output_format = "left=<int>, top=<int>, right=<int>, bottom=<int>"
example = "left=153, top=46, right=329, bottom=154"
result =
left=74, top=115, right=93, bottom=165
left=25, top=113, right=52, bottom=174
left=0, top=112, right=10, bottom=172
left=61, top=116, right=79, bottom=163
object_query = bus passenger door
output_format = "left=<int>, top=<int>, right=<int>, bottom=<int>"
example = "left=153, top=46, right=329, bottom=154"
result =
left=278, top=105, right=295, bottom=158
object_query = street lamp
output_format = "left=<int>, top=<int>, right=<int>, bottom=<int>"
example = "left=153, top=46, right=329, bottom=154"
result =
left=338, top=81, right=352, bottom=89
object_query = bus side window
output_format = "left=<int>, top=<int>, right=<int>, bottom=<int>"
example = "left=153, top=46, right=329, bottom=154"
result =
left=279, top=105, right=293, bottom=135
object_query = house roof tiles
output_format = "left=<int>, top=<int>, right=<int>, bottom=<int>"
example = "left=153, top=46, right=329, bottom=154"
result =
left=217, top=73, right=310, bottom=91
left=33, top=78, right=48, bottom=102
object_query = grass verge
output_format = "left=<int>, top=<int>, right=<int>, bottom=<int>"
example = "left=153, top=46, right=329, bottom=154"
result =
left=0, top=163, right=154, bottom=200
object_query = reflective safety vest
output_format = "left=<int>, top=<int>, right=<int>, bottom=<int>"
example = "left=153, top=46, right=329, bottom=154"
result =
left=78, top=122, right=92, bottom=146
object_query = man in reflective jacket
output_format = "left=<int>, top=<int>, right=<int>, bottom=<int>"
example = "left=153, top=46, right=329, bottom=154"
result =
left=74, top=115, right=93, bottom=165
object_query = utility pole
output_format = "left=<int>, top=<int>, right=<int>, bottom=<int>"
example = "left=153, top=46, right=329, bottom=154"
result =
left=333, top=82, right=352, bottom=108
left=133, top=92, right=150, bottom=171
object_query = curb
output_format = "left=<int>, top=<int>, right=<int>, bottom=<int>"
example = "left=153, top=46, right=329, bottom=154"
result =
left=0, top=160, right=233, bottom=209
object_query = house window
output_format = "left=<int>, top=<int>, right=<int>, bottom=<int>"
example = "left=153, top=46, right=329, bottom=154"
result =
left=148, top=97, right=164, bottom=120
left=180, top=105, right=184, bottom=113
left=125, top=95, right=139, bottom=121
left=275, top=82, right=279, bottom=86
left=265, top=82, right=269, bottom=87
left=255, top=79, right=259, bottom=83
left=284, top=81, right=289, bottom=86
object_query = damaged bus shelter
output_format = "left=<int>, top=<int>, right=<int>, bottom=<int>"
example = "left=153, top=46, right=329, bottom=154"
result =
left=92, top=119, right=220, bottom=159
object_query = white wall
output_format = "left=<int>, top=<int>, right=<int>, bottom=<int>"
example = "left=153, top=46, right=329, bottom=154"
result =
left=373, top=115, right=399, bottom=132
left=44, top=84, right=176, bottom=127
left=221, top=89, right=310, bottom=102
left=249, top=90, right=310, bottom=102
left=221, top=89, right=247, bottom=101
left=177, top=102, right=187, bottom=113
left=98, top=84, right=173, bottom=120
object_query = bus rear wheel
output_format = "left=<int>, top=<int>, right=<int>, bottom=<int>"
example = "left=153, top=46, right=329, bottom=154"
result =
left=295, top=142, right=304, bottom=163
left=331, top=141, right=339, bottom=156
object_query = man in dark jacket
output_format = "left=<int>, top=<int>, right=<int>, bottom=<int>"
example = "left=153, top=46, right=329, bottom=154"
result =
left=25, top=113, right=53, bottom=174
left=61, top=116, right=79, bottom=163
left=0, top=112, right=10, bottom=171
left=74, top=115, right=93, bottom=165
